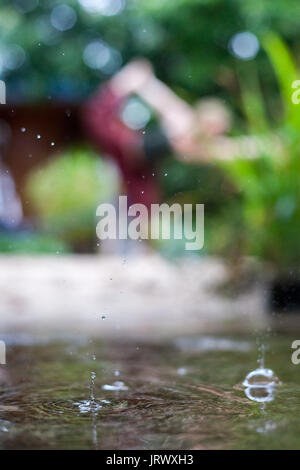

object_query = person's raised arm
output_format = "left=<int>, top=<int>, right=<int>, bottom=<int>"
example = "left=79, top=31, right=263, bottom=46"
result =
left=110, top=59, right=196, bottom=140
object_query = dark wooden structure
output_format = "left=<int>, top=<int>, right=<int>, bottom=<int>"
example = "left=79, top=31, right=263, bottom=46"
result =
left=0, top=103, right=82, bottom=215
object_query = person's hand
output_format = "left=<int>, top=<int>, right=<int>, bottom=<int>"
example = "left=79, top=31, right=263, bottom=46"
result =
left=110, top=59, right=154, bottom=96
left=170, top=133, right=210, bottom=163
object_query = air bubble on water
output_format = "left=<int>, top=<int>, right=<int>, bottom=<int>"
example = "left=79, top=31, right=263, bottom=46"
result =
left=21, top=127, right=26, bottom=133
left=164, top=173, right=168, bottom=176
left=101, top=315, right=106, bottom=320
left=37, top=134, right=41, bottom=139
left=141, top=190, right=144, bottom=194
left=243, top=367, right=280, bottom=406
left=51, top=142, right=55, bottom=146
left=243, top=368, right=279, bottom=388
left=102, top=381, right=128, bottom=391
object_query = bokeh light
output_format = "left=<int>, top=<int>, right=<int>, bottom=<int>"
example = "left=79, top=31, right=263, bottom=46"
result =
left=229, top=31, right=260, bottom=60
left=121, top=97, right=151, bottom=130
left=50, top=4, right=77, bottom=32
left=78, top=0, right=126, bottom=16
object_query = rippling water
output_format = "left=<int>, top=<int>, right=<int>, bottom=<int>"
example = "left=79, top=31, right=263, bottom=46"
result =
left=0, top=333, right=299, bottom=449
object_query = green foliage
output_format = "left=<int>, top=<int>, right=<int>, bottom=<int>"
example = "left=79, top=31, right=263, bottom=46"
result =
left=217, top=35, right=300, bottom=272
left=0, top=232, right=70, bottom=254
left=1, top=0, right=300, bottom=103
left=25, top=146, right=118, bottom=249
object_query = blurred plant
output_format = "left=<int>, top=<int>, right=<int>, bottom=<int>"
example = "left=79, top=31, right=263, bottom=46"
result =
left=25, top=146, right=118, bottom=251
left=153, top=157, right=237, bottom=257
left=214, top=34, right=300, bottom=274
left=0, top=232, right=70, bottom=254
left=1, top=0, right=300, bottom=103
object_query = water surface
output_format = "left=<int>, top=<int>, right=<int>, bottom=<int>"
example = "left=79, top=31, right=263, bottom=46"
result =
left=0, top=333, right=299, bottom=449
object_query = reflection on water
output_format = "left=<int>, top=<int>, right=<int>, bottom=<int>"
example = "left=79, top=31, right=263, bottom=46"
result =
left=244, top=385, right=276, bottom=403
left=0, top=334, right=299, bottom=449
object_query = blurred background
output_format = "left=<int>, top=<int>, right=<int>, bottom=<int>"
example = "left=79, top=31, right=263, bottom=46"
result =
left=2, top=2, right=300, bottom=450
left=1, top=0, right=300, bottom=335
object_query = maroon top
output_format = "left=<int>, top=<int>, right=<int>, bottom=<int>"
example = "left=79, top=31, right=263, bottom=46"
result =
left=81, top=85, right=160, bottom=209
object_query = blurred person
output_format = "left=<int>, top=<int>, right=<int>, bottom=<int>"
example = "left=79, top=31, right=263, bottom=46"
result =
left=82, top=58, right=281, bottom=187
left=0, top=162, right=23, bottom=232
left=81, top=59, right=232, bottom=213
left=0, top=120, right=23, bottom=233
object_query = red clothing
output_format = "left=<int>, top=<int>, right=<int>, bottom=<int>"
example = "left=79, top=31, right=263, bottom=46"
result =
left=81, top=85, right=160, bottom=208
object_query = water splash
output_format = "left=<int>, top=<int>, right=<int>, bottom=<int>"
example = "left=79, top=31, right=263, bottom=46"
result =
left=74, top=372, right=110, bottom=414
left=75, top=399, right=110, bottom=414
